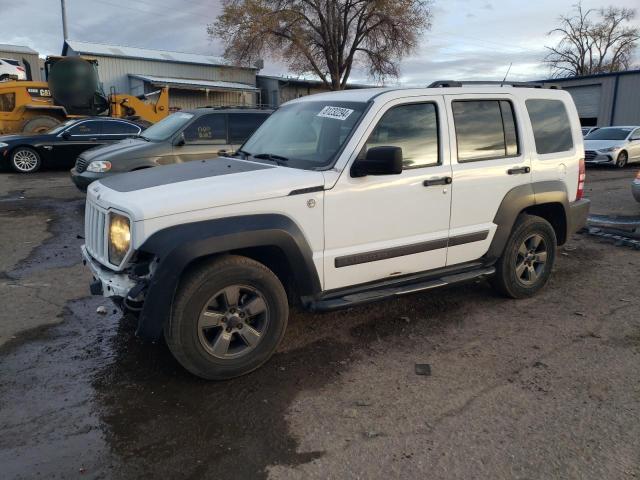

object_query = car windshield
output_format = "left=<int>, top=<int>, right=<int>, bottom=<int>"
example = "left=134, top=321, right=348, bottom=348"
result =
left=240, top=101, right=368, bottom=169
left=142, top=112, right=195, bottom=141
left=585, top=127, right=632, bottom=140
left=48, top=119, right=78, bottom=134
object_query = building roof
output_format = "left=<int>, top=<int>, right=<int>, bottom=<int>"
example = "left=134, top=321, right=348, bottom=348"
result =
left=63, top=40, right=256, bottom=69
left=0, top=44, right=38, bottom=55
left=257, top=74, right=374, bottom=89
left=129, top=74, right=259, bottom=92
left=542, top=69, right=640, bottom=82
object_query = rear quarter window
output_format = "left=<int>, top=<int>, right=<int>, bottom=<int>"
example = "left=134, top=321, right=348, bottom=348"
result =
left=525, top=99, right=574, bottom=154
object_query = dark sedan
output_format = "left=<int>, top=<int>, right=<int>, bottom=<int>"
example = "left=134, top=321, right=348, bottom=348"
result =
left=0, top=118, right=143, bottom=173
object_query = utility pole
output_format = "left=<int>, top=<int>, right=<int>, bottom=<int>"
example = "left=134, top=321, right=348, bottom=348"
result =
left=60, top=0, right=69, bottom=41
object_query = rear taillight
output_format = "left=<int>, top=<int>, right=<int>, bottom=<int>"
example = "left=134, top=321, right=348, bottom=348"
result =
left=576, top=158, right=585, bottom=200
left=16, top=66, right=24, bottom=71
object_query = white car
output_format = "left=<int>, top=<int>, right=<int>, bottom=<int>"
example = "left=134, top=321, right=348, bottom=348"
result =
left=581, top=127, right=598, bottom=137
left=0, top=57, right=26, bottom=81
left=584, top=126, right=640, bottom=168
left=80, top=82, right=590, bottom=380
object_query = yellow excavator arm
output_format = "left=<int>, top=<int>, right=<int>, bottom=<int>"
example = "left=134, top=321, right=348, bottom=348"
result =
left=109, top=87, right=169, bottom=125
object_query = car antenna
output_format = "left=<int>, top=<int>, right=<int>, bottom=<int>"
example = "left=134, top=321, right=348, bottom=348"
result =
left=500, top=63, right=513, bottom=87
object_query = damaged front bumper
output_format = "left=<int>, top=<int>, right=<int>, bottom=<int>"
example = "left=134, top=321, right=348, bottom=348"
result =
left=82, top=245, right=141, bottom=303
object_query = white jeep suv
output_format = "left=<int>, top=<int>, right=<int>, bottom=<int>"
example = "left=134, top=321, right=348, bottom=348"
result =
left=81, top=81, right=590, bottom=380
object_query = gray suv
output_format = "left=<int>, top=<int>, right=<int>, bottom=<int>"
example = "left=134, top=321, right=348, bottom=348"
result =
left=70, top=108, right=271, bottom=191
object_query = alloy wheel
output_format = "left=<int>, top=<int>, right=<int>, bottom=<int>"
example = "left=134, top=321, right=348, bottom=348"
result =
left=197, top=285, right=270, bottom=359
left=515, top=234, right=548, bottom=286
left=12, top=149, right=39, bottom=172
left=617, top=152, right=628, bottom=168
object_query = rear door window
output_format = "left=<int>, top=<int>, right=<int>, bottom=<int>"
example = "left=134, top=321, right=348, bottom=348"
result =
left=452, top=100, right=519, bottom=162
left=525, top=99, right=573, bottom=154
left=228, top=113, right=269, bottom=143
left=67, top=121, right=101, bottom=136
left=101, top=121, right=141, bottom=136
left=183, top=114, right=227, bottom=144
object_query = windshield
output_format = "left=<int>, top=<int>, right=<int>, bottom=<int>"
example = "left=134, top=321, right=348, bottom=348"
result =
left=585, top=127, right=632, bottom=141
left=142, top=112, right=194, bottom=141
left=48, top=119, right=77, bottom=134
left=241, top=101, right=368, bottom=169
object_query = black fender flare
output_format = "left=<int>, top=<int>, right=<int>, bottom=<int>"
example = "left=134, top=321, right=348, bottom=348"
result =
left=135, top=214, right=320, bottom=340
left=485, top=180, right=569, bottom=261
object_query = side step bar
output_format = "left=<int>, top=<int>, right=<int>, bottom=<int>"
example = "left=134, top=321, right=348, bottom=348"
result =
left=309, top=266, right=495, bottom=312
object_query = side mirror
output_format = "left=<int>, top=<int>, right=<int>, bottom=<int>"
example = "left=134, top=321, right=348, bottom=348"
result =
left=174, top=132, right=186, bottom=146
left=61, top=131, right=71, bottom=140
left=351, top=146, right=403, bottom=178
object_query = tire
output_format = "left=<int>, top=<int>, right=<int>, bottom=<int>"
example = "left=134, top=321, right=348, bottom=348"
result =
left=165, top=255, right=289, bottom=380
left=10, top=147, right=41, bottom=173
left=615, top=151, right=628, bottom=168
left=491, top=214, right=557, bottom=299
left=0, top=75, right=9, bottom=82
left=22, top=116, right=60, bottom=134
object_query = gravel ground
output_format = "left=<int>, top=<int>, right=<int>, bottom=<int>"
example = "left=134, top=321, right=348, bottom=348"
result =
left=0, top=167, right=638, bottom=479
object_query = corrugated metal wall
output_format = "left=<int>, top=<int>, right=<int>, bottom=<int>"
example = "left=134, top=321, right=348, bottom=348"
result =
left=0, top=50, right=42, bottom=81
left=166, top=89, right=255, bottom=110
left=612, top=74, right=640, bottom=125
left=66, top=47, right=256, bottom=96
left=552, top=72, right=640, bottom=127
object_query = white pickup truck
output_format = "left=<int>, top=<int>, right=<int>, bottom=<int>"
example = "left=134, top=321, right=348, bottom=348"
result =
left=81, top=81, right=590, bottom=380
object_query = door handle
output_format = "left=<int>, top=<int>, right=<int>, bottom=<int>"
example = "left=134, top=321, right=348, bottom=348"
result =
left=89, top=138, right=98, bottom=141
left=423, top=176, right=452, bottom=186
left=507, top=166, right=530, bottom=175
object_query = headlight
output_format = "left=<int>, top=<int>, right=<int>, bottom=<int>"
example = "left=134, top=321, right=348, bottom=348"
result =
left=108, top=213, right=131, bottom=265
left=87, top=160, right=112, bottom=172
left=598, top=147, right=618, bottom=153
left=0, top=142, right=8, bottom=148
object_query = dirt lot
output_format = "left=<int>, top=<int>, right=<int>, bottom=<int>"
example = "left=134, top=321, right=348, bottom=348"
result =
left=0, top=167, right=639, bottom=479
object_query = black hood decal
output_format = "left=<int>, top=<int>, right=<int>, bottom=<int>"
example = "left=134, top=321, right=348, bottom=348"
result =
left=98, top=158, right=274, bottom=193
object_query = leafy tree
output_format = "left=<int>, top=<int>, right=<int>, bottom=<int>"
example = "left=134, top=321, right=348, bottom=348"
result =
left=210, top=0, right=433, bottom=89
left=545, top=2, right=640, bottom=77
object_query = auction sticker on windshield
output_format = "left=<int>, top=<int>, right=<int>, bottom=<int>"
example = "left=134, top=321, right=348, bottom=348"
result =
left=317, top=106, right=354, bottom=121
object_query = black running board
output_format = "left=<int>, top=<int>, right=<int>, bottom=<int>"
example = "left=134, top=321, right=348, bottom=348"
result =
left=309, top=266, right=495, bottom=312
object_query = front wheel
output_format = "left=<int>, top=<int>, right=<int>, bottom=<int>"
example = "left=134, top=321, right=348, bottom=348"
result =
left=491, top=214, right=557, bottom=299
left=10, top=147, right=41, bottom=173
left=615, top=151, right=628, bottom=168
left=165, top=255, right=289, bottom=380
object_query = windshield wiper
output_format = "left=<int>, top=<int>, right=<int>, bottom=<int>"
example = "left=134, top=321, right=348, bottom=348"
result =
left=252, top=153, right=289, bottom=165
left=234, top=149, right=251, bottom=159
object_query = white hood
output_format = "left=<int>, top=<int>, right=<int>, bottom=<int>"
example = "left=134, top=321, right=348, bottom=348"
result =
left=87, top=158, right=325, bottom=221
left=584, top=139, right=625, bottom=151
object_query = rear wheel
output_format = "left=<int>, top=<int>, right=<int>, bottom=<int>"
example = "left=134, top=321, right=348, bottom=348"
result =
left=615, top=151, right=628, bottom=168
left=491, top=214, right=557, bottom=299
left=10, top=147, right=41, bottom=173
left=165, top=255, right=289, bottom=380
left=22, top=116, right=60, bottom=134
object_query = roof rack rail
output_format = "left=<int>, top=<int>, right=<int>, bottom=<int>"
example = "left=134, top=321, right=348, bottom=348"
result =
left=427, top=80, right=560, bottom=89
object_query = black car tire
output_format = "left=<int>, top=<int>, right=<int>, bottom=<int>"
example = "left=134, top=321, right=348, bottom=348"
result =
left=615, top=151, right=628, bottom=168
left=10, top=147, right=42, bottom=173
left=22, top=116, right=60, bottom=134
left=165, top=255, right=289, bottom=380
left=491, top=214, right=557, bottom=299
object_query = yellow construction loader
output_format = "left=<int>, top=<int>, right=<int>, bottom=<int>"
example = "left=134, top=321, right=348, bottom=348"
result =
left=0, top=56, right=168, bottom=134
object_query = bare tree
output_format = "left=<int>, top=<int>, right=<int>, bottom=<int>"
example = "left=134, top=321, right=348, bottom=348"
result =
left=209, top=0, right=433, bottom=90
left=545, top=3, right=640, bottom=77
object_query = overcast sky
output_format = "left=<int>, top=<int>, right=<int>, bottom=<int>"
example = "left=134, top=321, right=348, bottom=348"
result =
left=2, top=0, right=640, bottom=85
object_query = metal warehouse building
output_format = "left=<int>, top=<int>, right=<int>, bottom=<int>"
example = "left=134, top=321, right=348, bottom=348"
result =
left=545, top=70, right=640, bottom=127
left=257, top=75, right=373, bottom=107
left=0, top=44, right=42, bottom=81
left=61, top=40, right=260, bottom=110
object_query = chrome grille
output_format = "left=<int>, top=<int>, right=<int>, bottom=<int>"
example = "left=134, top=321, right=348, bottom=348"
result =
left=76, top=156, right=89, bottom=173
left=585, top=150, right=597, bottom=161
left=84, top=201, right=108, bottom=265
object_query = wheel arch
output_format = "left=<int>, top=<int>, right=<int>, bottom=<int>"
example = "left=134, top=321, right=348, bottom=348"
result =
left=135, top=214, right=320, bottom=340
left=485, top=181, right=570, bottom=261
